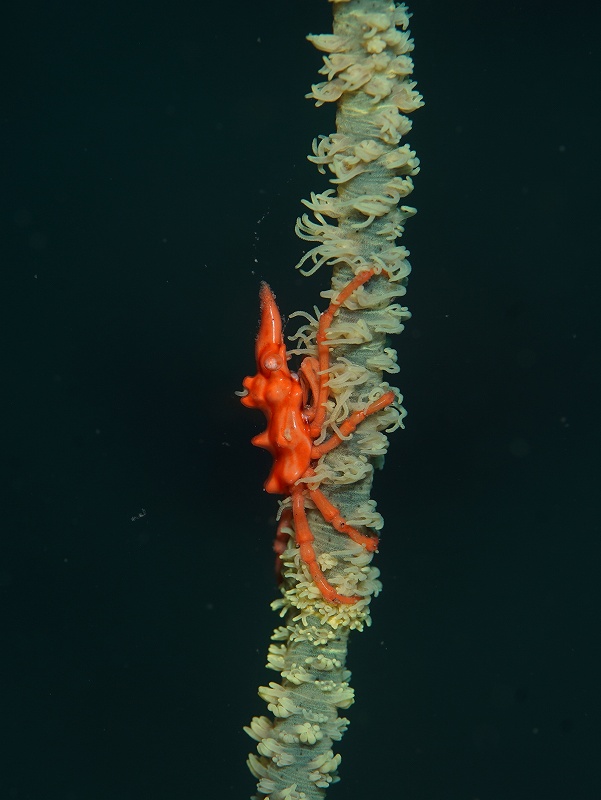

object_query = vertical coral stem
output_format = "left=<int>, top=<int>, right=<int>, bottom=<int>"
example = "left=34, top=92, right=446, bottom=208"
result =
left=244, top=3, right=422, bottom=798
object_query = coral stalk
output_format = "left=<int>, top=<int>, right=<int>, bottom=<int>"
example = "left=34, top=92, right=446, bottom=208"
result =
left=244, top=2, right=422, bottom=798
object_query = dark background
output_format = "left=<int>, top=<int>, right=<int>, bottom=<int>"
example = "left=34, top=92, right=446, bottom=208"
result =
left=2, top=0, right=599, bottom=798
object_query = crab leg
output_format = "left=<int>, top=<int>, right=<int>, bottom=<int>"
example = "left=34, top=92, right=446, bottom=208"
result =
left=291, top=485, right=359, bottom=605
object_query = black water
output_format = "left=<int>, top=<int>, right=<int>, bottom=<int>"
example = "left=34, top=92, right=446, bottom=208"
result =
left=2, top=0, right=600, bottom=798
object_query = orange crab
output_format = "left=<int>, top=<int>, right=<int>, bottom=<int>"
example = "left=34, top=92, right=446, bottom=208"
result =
left=241, top=269, right=394, bottom=605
